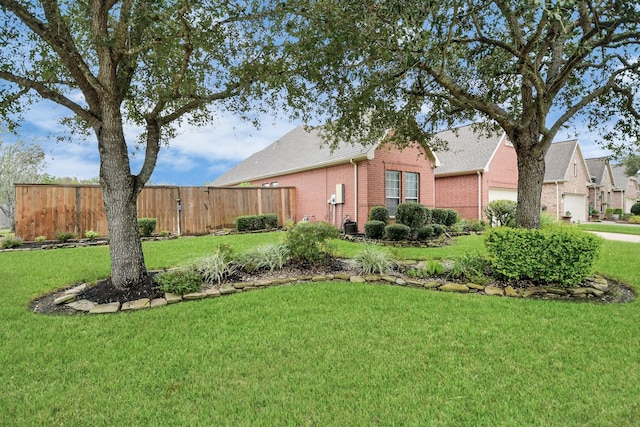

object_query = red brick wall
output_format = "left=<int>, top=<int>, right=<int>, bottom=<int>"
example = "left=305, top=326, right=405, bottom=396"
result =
left=248, top=143, right=437, bottom=232
left=487, top=138, right=518, bottom=189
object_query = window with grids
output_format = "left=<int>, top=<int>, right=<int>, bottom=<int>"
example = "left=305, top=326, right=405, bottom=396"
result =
left=405, top=172, right=419, bottom=203
left=386, top=170, right=401, bottom=216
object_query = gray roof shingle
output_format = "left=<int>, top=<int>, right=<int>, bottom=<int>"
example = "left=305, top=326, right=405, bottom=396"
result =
left=212, top=125, right=378, bottom=186
left=584, top=157, right=609, bottom=185
left=432, top=125, right=506, bottom=176
left=544, top=140, right=579, bottom=182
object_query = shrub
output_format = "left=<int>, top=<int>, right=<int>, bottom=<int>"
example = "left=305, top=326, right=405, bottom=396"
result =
left=238, top=243, right=289, bottom=272
left=55, top=231, right=76, bottom=242
left=458, top=219, right=486, bottom=232
left=84, top=230, right=100, bottom=240
left=155, top=267, right=202, bottom=295
left=431, top=224, right=444, bottom=237
left=395, top=202, right=428, bottom=235
left=444, top=209, right=458, bottom=227
left=191, top=248, right=236, bottom=284
left=446, top=253, right=490, bottom=284
left=484, top=200, right=517, bottom=227
left=351, top=244, right=396, bottom=275
left=235, top=215, right=262, bottom=231
left=35, top=235, right=47, bottom=243
left=364, top=220, right=385, bottom=239
left=613, top=208, right=623, bottom=215
left=417, top=225, right=434, bottom=240
left=1, top=236, right=23, bottom=249
left=484, top=226, right=601, bottom=287
left=368, top=206, right=390, bottom=224
left=629, top=215, right=640, bottom=224
left=430, top=208, right=448, bottom=225
left=260, top=213, right=279, bottom=229
left=285, top=221, right=340, bottom=265
left=384, top=223, right=411, bottom=241
left=630, top=202, right=640, bottom=216
left=160, top=230, right=171, bottom=237
left=138, top=218, right=157, bottom=237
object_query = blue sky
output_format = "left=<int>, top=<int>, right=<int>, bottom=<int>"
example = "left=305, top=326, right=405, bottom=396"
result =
left=3, top=98, right=616, bottom=186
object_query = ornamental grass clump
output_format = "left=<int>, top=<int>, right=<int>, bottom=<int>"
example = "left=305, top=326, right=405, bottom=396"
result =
left=238, top=243, right=289, bottom=272
left=351, top=244, right=396, bottom=275
left=192, top=247, right=236, bottom=284
left=484, top=226, right=601, bottom=287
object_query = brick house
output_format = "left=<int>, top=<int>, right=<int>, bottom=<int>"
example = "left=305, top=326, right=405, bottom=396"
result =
left=433, top=125, right=518, bottom=220
left=584, top=157, right=616, bottom=216
left=212, top=125, right=440, bottom=232
left=610, top=163, right=639, bottom=213
left=541, top=140, right=591, bottom=222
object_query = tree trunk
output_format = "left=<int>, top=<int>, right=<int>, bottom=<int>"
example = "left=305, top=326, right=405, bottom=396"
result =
left=97, top=105, right=147, bottom=290
left=514, top=139, right=546, bottom=229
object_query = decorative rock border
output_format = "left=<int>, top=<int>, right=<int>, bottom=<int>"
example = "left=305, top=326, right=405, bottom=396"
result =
left=53, top=273, right=621, bottom=314
left=1, top=235, right=178, bottom=252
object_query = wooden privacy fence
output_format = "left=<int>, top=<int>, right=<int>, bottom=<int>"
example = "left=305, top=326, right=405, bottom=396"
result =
left=14, top=184, right=296, bottom=241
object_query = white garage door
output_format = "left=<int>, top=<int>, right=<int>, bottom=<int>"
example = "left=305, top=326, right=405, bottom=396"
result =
left=563, top=194, right=586, bottom=223
left=488, top=188, right=518, bottom=202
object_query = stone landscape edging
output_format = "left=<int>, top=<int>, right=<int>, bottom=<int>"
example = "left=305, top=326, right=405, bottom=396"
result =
left=53, top=273, right=618, bottom=315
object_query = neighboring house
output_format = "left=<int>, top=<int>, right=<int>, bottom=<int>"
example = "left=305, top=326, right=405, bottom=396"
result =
left=610, top=163, right=639, bottom=213
left=541, top=140, right=591, bottom=222
left=212, top=125, right=440, bottom=231
left=433, top=125, right=518, bottom=220
left=585, top=157, right=615, bottom=215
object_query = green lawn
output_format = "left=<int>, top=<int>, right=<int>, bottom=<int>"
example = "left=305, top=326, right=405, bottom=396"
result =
left=579, top=222, right=640, bottom=236
left=1, top=232, right=639, bottom=426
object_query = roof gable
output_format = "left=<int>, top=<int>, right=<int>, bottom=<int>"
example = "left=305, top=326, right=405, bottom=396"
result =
left=585, top=157, right=613, bottom=186
left=433, top=124, right=507, bottom=176
left=544, top=140, right=581, bottom=181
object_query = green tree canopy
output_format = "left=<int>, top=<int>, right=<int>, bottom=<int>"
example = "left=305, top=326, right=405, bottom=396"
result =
left=284, top=0, right=640, bottom=228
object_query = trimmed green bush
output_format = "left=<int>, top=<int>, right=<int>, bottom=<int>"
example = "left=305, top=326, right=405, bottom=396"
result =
left=430, top=208, right=445, bottom=225
left=137, top=218, right=157, bottom=237
left=260, top=213, right=279, bottom=229
left=630, top=202, right=640, bottom=216
left=368, top=206, right=390, bottom=224
left=417, top=225, right=434, bottom=240
left=235, top=215, right=262, bottom=231
left=384, top=223, right=411, bottom=241
left=285, top=221, right=340, bottom=265
left=484, top=226, right=601, bottom=287
left=484, top=200, right=517, bottom=227
left=364, top=220, right=385, bottom=239
left=444, top=209, right=458, bottom=227
left=613, top=208, right=623, bottom=215
left=431, top=224, right=444, bottom=237
left=395, top=202, right=428, bottom=235
left=155, top=267, right=202, bottom=295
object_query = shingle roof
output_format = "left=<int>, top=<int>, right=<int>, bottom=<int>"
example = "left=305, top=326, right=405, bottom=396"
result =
left=212, top=125, right=378, bottom=186
left=584, top=157, right=609, bottom=185
left=432, top=125, right=506, bottom=176
left=544, top=140, right=579, bottom=182
left=610, top=163, right=636, bottom=190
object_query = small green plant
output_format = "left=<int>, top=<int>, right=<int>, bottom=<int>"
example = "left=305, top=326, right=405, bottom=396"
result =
left=285, top=221, right=340, bottom=265
left=384, top=223, right=411, bottom=241
left=238, top=243, right=289, bottom=272
left=364, top=220, right=385, bottom=239
left=35, top=235, right=47, bottom=243
left=138, top=218, right=157, bottom=237
left=192, top=248, right=236, bottom=284
left=84, top=230, right=100, bottom=240
left=446, top=253, right=489, bottom=283
left=368, top=206, right=390, bottom=224
left=431, top=224, right=444, bottom=237
left=55, top=231, right=76, bottom=243
left=1, top=236, right=23, bottom=249
left=629, top=215, right=640, bottom=224
left=425, top=258, right=445, bottom=276
left=395, top=202, right=428, bottom=236
left=417, top=225, right=434, bottom=240
left=155, top=267, right=203, bottom=295
left=484, top=199, right=517, bottom=227
left=351, top=244, right=396, bottom=275
left=160, top=230, right=171, bottom=237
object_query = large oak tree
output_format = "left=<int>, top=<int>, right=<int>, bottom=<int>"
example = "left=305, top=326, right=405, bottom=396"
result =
left=284, top=0, right=640, bottom=228
left=0, top=0, right=297, bottom=289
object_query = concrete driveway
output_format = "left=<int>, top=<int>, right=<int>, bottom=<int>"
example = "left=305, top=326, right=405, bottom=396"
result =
left=588, top=231, right=640, bottom=243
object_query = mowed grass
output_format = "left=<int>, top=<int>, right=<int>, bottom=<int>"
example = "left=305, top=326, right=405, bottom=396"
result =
left=579, top=222, right=640, bottom=236
left=1, top=232, right=640, bottom=426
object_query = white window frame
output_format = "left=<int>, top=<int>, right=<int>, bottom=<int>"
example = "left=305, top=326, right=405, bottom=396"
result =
left=386, top=170, right=401, bottom=216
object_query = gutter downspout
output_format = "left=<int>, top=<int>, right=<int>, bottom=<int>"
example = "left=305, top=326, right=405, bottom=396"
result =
left=555, top=181, right=559, bottom=220
left=477, top=171, right=482, bottom=220
left=350, top=159, right=358, bottom=230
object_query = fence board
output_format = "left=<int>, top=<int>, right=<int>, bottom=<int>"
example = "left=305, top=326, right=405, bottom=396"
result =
left=14, top=184, right=295, bottom=241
